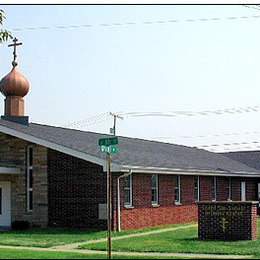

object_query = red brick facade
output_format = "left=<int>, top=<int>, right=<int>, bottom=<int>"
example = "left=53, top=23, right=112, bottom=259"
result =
left=114, top=173, right=260, bottom=231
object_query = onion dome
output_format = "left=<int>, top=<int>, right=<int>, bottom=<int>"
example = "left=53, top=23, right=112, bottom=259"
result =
left=0, top=61, right=30, bottom=98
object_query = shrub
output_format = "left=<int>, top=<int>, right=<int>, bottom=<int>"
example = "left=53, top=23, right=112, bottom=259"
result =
left=11, top=221, right=30, bottom=231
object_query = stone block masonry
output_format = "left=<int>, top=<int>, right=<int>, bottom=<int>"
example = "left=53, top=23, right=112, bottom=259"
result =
left=198, top=201, right=258, bottom=241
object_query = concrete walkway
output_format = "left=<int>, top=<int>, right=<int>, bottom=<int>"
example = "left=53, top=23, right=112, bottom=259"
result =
left=0, top=224, right=253, bottom=259
left=52, top=223, right=198, bottom=250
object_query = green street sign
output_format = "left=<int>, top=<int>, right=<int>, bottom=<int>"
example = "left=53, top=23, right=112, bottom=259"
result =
left=100, top=145, right=117, bottom=154
left=99, top=137, right=118, bottom=147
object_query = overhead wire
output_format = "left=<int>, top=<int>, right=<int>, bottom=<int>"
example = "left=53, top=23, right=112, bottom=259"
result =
left=9, top=15, right=260, bottom=33
left=116, top=106, right=260, bottom=118
left=149, top=130, right=260, bottom=140
left=62, top=105, right=260, bottom=129
left=62, top=112, right=111, bottom=128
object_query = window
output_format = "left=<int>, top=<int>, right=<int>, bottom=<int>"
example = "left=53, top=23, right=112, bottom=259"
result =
left=124, top=175, right=132, bottom=207
left=174, top=175, right=181, bottom=204
left=241, top=182, right=246, bottom=202
left=227, top=178, right=232, bottom=201
left=195, top=176, right=200, bottom=202
left=211, top=177, right=217, bottom=201
left=27, top=146, right=33, bottom=212
left=151, top=174, right=158, bottom=205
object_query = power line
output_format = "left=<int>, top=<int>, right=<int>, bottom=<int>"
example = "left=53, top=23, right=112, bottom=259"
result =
left=242, top=5, right=260, bottom=11
left=149, top=130, right=260, bottom=140
left=10, top=15, right=260, bottom=33
left=62, top=105, right=260, bottom=132
left=198, top=141, right=260, bottom=149
left=117, top=106, right=260, bottom=118
left=62, top=112, right=111, bottom=128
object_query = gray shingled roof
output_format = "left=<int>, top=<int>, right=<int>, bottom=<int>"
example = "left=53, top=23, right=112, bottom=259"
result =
left=0, top=118, right=259, bottom=175
left=223, top=151, right=260, bottom=171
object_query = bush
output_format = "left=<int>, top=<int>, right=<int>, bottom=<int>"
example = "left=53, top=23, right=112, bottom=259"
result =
left=11, top=221, right=30, bottom=231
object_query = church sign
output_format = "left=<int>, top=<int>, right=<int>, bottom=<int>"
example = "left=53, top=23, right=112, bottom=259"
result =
left=198, top=201, right=258, bottom=241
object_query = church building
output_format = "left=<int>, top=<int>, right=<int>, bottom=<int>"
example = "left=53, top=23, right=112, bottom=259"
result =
left=0, top=39, right=260, bottom=231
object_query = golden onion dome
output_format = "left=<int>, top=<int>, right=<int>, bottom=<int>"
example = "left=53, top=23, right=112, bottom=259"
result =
left=0, top=61, right=30, bottom=97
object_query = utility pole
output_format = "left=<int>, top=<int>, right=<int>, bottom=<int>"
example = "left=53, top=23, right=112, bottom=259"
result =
left=110, top=112, right=123, bottom=136
left=107, top=152, right=112, bottom=259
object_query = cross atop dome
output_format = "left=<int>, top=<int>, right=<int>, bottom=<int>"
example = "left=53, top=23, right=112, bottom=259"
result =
left=0, top=38, right=30, bottom=124
left=8, top=37, right=22, bottom=66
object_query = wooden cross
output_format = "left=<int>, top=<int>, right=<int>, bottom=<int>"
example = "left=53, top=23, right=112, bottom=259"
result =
left=8, top=37, right=22, bottom=62
left=219, top=217, right=229, bottom=233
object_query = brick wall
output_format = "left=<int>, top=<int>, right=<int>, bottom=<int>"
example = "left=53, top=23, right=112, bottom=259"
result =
left=113, top=173, right=198, bottom=231
left=198, top=202, right=258, bottom=240
left=114, top=173, right=259, bottom=231
left=48, top=149, right=107, bottom=229
left=0, top=133, right=48, bottom=227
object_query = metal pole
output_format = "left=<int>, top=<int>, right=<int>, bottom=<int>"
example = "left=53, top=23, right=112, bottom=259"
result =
left=107, top=153, right=112, bottom=260
left=113, top=115, right=116, bottom=136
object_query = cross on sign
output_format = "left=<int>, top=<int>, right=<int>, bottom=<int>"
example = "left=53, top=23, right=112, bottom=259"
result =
left=219, top=217, right=229, bottom=233
left=8, top=37, right=22, bottom=62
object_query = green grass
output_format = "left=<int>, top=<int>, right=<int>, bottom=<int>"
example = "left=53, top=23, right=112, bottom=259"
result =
left=1, top=221, right=260, bottom=259
left=0, top=228, right=107, bottom=248
left=0, top=248, right=194, bottom=259
left=0, top=223, right=194, bottom=248
left=79, top=221, right=260, bottom=258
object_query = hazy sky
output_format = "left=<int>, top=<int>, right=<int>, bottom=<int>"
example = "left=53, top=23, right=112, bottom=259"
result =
left=1, top=4, right=260, bottom=152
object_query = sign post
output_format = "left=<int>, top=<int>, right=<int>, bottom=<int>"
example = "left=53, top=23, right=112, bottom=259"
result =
left=107, top=152, right=112, bottom=260
left=99, top=137, right=118, bottom=260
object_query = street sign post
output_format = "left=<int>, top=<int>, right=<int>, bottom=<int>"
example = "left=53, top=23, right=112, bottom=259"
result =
left=98, top=137, right=118, bottom=260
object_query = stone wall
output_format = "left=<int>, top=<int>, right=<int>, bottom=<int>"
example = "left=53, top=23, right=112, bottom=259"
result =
left=0, top=133, right=48, bottom=227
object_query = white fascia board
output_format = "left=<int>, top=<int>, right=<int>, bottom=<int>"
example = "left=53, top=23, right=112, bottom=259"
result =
left=0, top=125, right=122, bottom=172
left=120, top=165, right=260, bottom=178
left=0, top=167, right=21, bottom=174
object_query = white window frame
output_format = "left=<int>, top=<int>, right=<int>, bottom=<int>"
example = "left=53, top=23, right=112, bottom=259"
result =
left=211, top=177, right=217, bottom=201
left=174, top=175, right=181, bottom=204
left=151, top=174, right=159, bottom=205
left=227, top=178, right=232, bottom=201
left=241, top=181, right=246, bottom=202
left=124, top=175, right=133, bottom=207
left=27, top=146, right=33, bottom=212
left=195, top=176, right=200, bottom=202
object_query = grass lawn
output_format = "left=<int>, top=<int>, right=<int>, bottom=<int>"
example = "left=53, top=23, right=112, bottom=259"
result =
left=79, top=219, right=260, bottom=259
left=0, top=223, right=193, bottom=248
left=0, top=248, right=194, bottom=259
left=0, top=228, right=107, bottom=248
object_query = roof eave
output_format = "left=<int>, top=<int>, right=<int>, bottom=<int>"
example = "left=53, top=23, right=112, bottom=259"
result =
left=120, top=165, right=260, bottom=178
left=0, top=125, right=123, bottom=172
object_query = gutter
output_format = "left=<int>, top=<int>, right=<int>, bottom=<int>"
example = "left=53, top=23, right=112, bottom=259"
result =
left=117, top=169, right=132, bottom=232
left=120, top=165, right=260, bottom=178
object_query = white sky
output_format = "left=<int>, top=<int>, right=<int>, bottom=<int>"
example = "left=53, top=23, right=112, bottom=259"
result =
left=1, top=4, right=260, bottom=153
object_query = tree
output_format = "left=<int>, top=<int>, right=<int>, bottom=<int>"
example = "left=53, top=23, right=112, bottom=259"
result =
left=0, top=9, right=12, bottom=44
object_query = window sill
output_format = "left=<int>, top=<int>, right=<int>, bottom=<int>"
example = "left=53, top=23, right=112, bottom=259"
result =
left=175, top=202, right=182, bottom=206
left=124, top=205, right=134, bottom=209
left=152, top=204, right=160, bottom=208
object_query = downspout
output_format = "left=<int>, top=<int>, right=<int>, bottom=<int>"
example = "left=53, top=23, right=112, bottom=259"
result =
left=117, top=169, right=132, bottom=232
